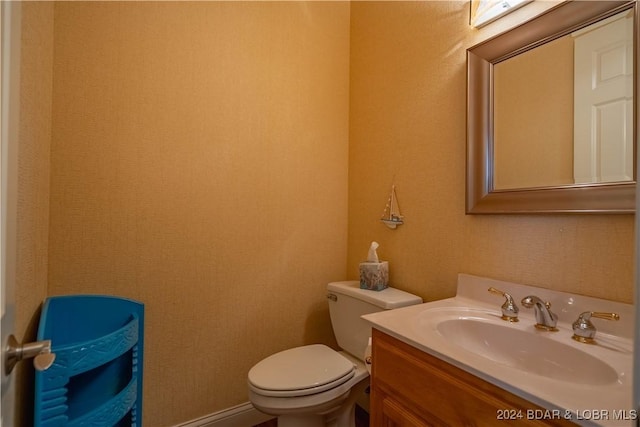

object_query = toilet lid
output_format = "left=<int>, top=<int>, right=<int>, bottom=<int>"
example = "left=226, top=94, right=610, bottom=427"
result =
left=248, top=344, right=355, bottom=396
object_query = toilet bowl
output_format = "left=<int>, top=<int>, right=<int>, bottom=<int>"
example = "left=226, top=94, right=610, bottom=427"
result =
left=249, top=346, right=368, bottom=427
left=247, top=281, right=422, bottom=427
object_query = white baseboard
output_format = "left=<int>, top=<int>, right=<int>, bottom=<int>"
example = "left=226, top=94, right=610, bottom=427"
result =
left=173, top=402, right=274, bottom=427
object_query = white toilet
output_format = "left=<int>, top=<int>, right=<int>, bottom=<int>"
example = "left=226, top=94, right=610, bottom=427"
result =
left=248, top=281, right=422, bottom=427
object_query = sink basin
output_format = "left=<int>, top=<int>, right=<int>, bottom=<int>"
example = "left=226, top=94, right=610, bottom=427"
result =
left=434, top=316, right=619, bottom=386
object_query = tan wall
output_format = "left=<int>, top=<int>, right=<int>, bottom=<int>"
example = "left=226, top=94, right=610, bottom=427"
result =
left=494, top=35, right=574, bottom=189
left=15, top=3, right=53, bottom=427
left=48, top=2, right=350, bottom=425
left=348, top=1, right=634, bottom=304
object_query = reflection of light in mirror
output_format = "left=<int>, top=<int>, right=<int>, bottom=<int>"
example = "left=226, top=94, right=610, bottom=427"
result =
left=470, top=0, right=532, bottom=28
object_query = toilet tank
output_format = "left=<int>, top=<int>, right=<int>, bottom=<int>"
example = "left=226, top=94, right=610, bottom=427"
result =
left=327, top=281, right=422, bottom=360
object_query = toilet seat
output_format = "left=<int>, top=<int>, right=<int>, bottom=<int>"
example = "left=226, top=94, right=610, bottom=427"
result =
left=248, top=344, right=356, bottom=397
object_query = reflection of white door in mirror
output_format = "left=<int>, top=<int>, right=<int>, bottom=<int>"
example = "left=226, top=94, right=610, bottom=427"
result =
left=492, top=8, right=634, bottom=191
left=573, top=10, right=634, bottom=185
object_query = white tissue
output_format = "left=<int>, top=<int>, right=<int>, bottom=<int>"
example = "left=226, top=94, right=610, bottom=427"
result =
left=367, top=241, right=380, bottom=263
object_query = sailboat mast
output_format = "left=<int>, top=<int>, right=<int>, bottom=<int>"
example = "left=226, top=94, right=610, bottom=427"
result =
left=381, top=184, right=403, bottom=228
left=390, top=185, right=399, bottom=216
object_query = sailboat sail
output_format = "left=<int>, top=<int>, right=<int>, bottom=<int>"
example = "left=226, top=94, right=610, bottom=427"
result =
left=381, top=185, right=404, bottom=229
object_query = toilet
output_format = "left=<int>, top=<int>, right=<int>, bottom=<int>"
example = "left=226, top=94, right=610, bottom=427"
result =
left=248, top=281, right=422, bottom=427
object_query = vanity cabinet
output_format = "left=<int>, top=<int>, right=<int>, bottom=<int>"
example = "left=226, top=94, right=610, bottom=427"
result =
left=370, top=329, right=574, bottom=426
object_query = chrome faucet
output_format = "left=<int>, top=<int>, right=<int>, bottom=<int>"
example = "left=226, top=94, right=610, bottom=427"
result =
left=521, top=295, right=558, bottom=331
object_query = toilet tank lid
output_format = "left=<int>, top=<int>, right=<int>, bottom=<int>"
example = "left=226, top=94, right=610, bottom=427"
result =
left=327, top=281, right=422, bottom=309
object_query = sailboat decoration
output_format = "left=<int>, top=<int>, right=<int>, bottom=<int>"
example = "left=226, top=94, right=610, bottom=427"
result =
left=381, top=185, right=404, bottom=229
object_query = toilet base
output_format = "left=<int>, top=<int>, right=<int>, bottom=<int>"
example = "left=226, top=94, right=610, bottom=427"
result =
left=276, top=377, right=369, bottom=427
left=278, top=414, right=325, bottom=427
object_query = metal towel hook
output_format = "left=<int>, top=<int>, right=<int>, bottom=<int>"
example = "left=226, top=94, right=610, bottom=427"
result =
left=5, top=334, right=56, bottom=375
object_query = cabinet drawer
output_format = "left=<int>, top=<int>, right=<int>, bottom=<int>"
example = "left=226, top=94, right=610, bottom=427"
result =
left=371, top=329, right=573, bottom=426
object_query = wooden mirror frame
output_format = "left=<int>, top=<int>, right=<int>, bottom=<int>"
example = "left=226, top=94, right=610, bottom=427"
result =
left=466, top=0, right=637, bottom=214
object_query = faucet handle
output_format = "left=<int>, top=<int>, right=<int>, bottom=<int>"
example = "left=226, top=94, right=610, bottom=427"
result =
left=487, top=287, right=519, bottom=322
left=572, top=311, right=620, bottom=344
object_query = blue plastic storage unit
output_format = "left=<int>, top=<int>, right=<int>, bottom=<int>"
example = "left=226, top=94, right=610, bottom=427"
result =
left=34, top=295, right=144, bottom=426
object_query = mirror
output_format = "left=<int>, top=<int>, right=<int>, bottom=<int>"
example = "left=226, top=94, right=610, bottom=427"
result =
left=494, top=9, right=634, bottom=190
left=467, top=0, right=637, bottom=214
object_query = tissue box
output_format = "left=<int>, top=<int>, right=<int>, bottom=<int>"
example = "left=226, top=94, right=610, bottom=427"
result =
left=359, top=261, right=389, bottom=291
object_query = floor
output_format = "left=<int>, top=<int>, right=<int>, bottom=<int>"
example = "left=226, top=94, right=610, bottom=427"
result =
left=356, top=405, right=371, bottom=427
left=254, top=405, right=370, bottom=427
